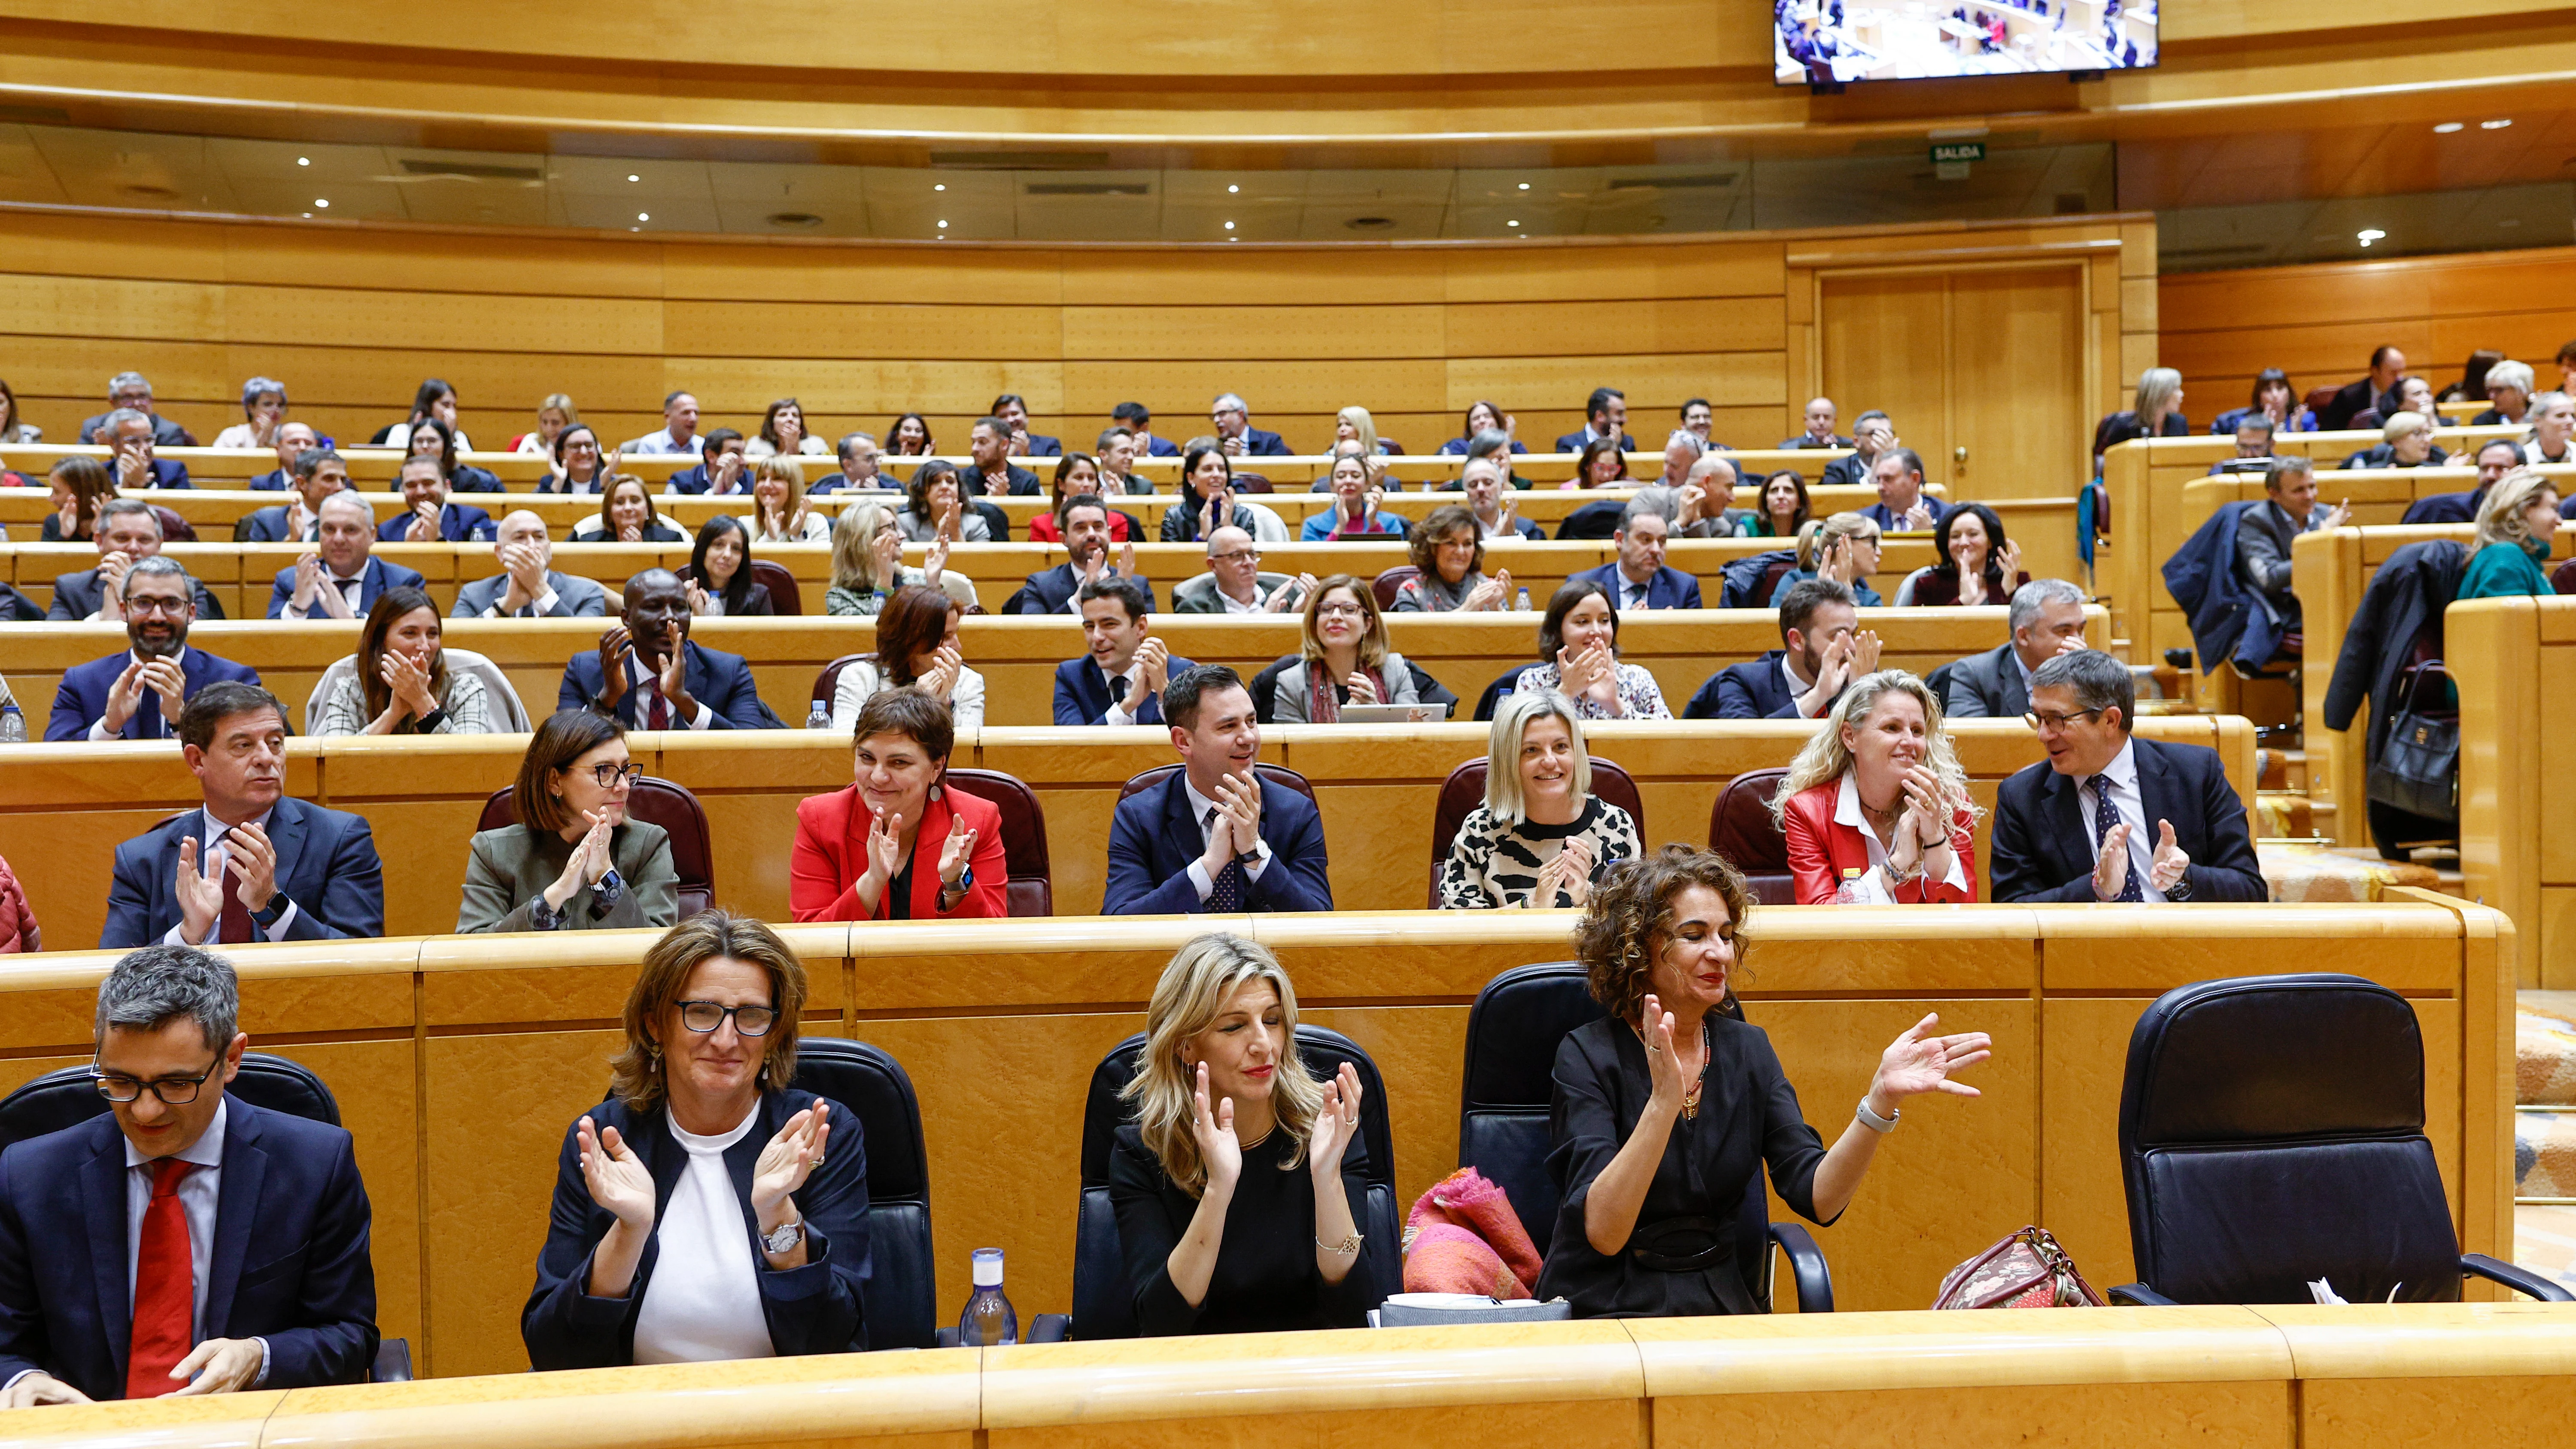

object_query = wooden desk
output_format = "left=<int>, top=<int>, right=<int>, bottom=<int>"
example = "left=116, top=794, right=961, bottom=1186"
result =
left=2449, top=594, right=2576, bottom=989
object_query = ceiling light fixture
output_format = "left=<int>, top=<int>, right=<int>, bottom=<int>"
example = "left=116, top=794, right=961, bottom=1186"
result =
left=296, top=156, right=310, bottom=166
left=628, top=174, right=640, bottom=182
left=1517, top=182, right=1530, bottom=190
left=2483, top=118, right=2513, bottom=129
left=937, top=220, right=948, bottom=228
left=1507, top=219, right=1519, bottom=226
left=313, top=198, right=329, bottom=208
left=2357, top=228, right=2386, bottom=246
left=2432, top=122, right=2464, bottom=134
left=934, top=183, right=946, bottom=191
left=1224, top=221, right=1236, bottom=230
left=1227, top=184, right=1239, bottom=193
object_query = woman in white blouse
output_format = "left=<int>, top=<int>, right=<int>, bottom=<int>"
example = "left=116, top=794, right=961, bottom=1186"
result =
left=211, top=377, right=289, bottom=450
left=748, top=458, right=832, bottom=543
left=830, top=583, right=986, bottom=730
left=523, top=911, right=872, bottom=1366
left=312, top=586, right=495, bottom=736
left=744, top=398, right=832, bottom=459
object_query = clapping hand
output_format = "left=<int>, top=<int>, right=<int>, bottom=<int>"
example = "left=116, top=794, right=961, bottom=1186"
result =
left=1464, top=570, right=1510, bottom=611
left=500, top=540, right=548, bottom=609
left=1556, top=639, right=1619, bottom=708
left=685, top=580, right=715, bottom=617
left=1995, top=537, right=2024, bottom=584
left=1116, top=540, right=1136, bottom=577
left=1533, top=835, right=1595, bottom=907
left=2091, top=822, right=2135, bottom=901
left=1868, top=1013, right=1991, bottom=1104
left=1265, top=572, right=1315, bottom=613
left=750, top=1103, right=831, bottom=1223
left=923, top=535, right=951, bottom=586
left=936, top=810, right=978, bottom=893
left=935, top=496, right=963, bottom=545
left=617, top=518, right=644, bottom=544
left=545, top=808, right=616, bottom=910
left=2145, top=819, right=2191, bottom=893
left=223, top=822, right=278, bottom=915
left=53, top=491, right=78, bottom=541
left=920, top=642, right=963, bottom=702
left=114, top=448, right=150, bottom=489
left=870, top=526, right=905, bottom=583
left=1308, top=1060, right=1364, bottom=1176
left=864, top=805, right=907, bottom=890
left=1639, top=993, right=1686, bottom=1112
left=1343, top=669, right=1382, bottom=707
left=595, top=626, right=634, bottom=711
left=1203, top=488, right=1234, bottom=538
left=577, top=1114, right=656, bottom=1229
left=1497, top=495, right=1520, bottom=535
left=1357, top=486, right=1384, bottom=523
left=381, top=648, right=438, bottom=718
left=1134, top=636, right=1171, bottom=696
left=173, top=836, right=225, bottom=945
left=1189, top=1062, right=1243, bottom=1195
left=291, top=553, right=325, bottom=611
left=1900, top=500, right=1935, bottom=532
left=105, top=654, right=186, bottom=733
left=656, top=644, right=697, bottom=719
left=404, top=501, right=441, bottom=543
left=2324, top=498, right=2352, bottom=531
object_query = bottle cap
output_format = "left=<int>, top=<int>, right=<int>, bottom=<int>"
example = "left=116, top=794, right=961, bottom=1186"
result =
left=972, top=1247, right=1004, bottom=1287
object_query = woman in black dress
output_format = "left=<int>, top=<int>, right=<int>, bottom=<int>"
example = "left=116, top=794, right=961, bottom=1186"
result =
left=1109, top=933, right=1390, bottom=1334
left=1537, top=846, right=1990, bottom=1316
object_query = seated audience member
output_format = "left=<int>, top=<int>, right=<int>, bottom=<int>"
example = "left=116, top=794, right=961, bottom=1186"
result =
left=1103, top=666, right=1333, bottom=914
left=825, top=431, right=891, bottom=492
left=1556, top=388, right=1637, bottom=454
left=1058, top=576, right=1194, bottom=726
left=1012, top=495, right=1154, bottom=615
left=457, top=511, right=610, bottom=619
left=404, top=416, right=502, bottom=494
left=379, top=455, right=497, bottom=544
left=79, top=372, right=195, bottom=449
left=1941, top=578, right=2087, bottom=719
left=1174, top=527, right=1310, bottom=614
left=459, top=711, right=677, bottom=933
left=39, top=454, right=119, bottom=543
left=1752, top=469, right=1811, bottom=538
left=824, top=503, right=937, bottom=617
left=623, top=391, right=705, bottom=455
left=2456, top=468, right=2561, bottom=601
left=1772, top=670, right=1979, bottom=904
left=745, top=397, right=829, bottom=459
left=679, top=516, right=775, bottom=618
left=1675, top=397, right=1722, bottom=449
left=830, top=584, right=985, bottom=731
left=1332, top=405, right=1395, bottom=459
left=1537, top=846, right=1989, bottom=1317
left=243, top=445, right=341, bottom=544
left=1458, top=456, right=1543, bottom=541
left=1394, top=505, right=1511, bottom=612
left=1646, top=434, right=1702, bottom=493
left=313, top=586, right=493, bottom=736
left=267, top=493, right=426, bottom=621
left=963, top=416, right=1041, bottom=497
left=2091, top=368, right=2190, bottom=471
left=747, top=459, right=829, bottom=543
left=0, top=848, right=36, bottom=953
left=1160, top=446, right=1284, bottom=543
left=512, top=394, right=577, bottom=456
left=0, top=943, right=377, bottom=1406
left=990, top=392, right=1060, bottom=457
left=102, top=409, right=190, bottom=490
left=662, top=428, right=749, bottom=496
left=2522, top=391, right=2576, bottom=467
left=561, top=570, right=774, bottom=730
left=1513, top=580, right=1672, bottom=721
left=373, top=378, right=470, bottom=453
left=2211, top=367, right=2312, bottom=435
left=1862, top=448, right=1949, bottom=533
left=1092, top=429, right=1154, bottom=498
left=1208, top=392, right=1292, bottom=457
left=542, top=424, right=610, bottom=495
left=2236, top=456, right=2349, bottom=636
left=1989, top=650, right=2267, bottom=903
left=1300, top=453, right=1408, bottom=541
left=897, top=460, right=992, bottom=543
left=245, top=420, right=318, bottom=492
left=1111, top=934, right=1386, bottom=1335
left=0, top=376, right=32, bottom=445
left=49, top=559, right=258, bottom=742
left=2321, top=347, right=2406, bottom=432
left=2357, top=374, right=2438, bottom=431
left=1820, top=410, right=1894, bottom=488
left=574, top=476, right=688, bottom=543
left=1573, top=506, right=1702, bottom=611
left=1458, top=426, right=1536, bottom=492
left=1634, top=453, right=1753, bottom=539
left=2474, top=359, right=2533, bottom=427
left=1563, top=437, right=1630, bottom=491
left=1442, top=401, right=1526, bottom=456
left=1031, top=455, right=1138, bottom=542
left=2403, top=438, right=2522, bottom=525
left=2207, top=413, right=2278, bottom=473
left=102, top=683, right=385, bottom=947
left=1114, top=401, right=1180, bottom=459
left=1684, top=578, right=1875, bottom=721
left=1778, top=513, right=1884, bottom=605
left=49, top=500, right=224, bottom=622
left=886, top=412, right=934, bottom=457
left=1273, top=576, right=1428, bottom=723
left=2339, top=412, right=2446, bottom=470
left=525, top=912, right=867, bottom=1367
left=1779, top=395, right=1849, bottom=450
left=790, top=691, right=1007, bottom=921
left=1439, top=693, right=1642, bottom=910
left=1905, top=502, right=2025, bottom=606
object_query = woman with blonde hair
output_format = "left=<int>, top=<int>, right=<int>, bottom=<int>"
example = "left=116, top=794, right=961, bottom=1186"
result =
left=1778, top=512, right=1884, bottom=605
left=514, top=394, right=579, bottom=455
left=1270, top=574, right=1426, bottom=722
left=824, top=502, right=939, bottom=616
left=1439, top=692, right=1642, bottom=909
left=749, top=457, right=829, bottom=542
left=1769, top=670, right=1979, bottom=904
left=1109, top=932, right=1385, bottom=1335
left=524, top=910, right=871, bottom=1366
left=2456, top=467, right=2561, bottom=600
left=1332, top=405, right=1388, bottom=458
left=2092, top=365, right=2190, bottom=470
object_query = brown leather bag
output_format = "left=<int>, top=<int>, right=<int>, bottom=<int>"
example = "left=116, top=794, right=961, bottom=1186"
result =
left=1931, top=1226, right=2106, bottom=1309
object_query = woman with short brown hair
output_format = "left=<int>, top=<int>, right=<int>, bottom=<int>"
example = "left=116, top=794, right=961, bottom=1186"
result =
left=457, top=710, right=678, bottom=933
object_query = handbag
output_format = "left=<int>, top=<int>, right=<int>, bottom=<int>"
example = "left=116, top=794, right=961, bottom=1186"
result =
left=1931, top=1226, right=2105, bottom=1310
left=2366, top=659, right=2458, bottom=825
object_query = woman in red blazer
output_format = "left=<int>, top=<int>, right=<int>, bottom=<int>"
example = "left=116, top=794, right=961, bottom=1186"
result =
left=1770, top=669, right=1980, bottom=905
left=790, top=688, right=1008, bottom=922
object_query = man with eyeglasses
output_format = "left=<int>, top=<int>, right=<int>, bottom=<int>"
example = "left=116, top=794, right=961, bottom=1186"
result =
left=1208, top=392, right=1292, bottom=457
left=0, top=944, right=378, bottom=1406
left=1173, top=526, right=1310, bottom=614
left=48, top=557, right=260, bottom=742
left=47, top=498, right=225, bottom=623
left=79, top=371, right=197, bottom=450
left=100, top=681, right=385, bottom=947
left=1988, top=649, right=2266, bottom=904
left=559, top=569, right=775, bottom=730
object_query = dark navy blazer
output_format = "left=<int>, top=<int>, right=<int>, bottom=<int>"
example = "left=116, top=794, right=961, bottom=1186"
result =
left=101, top=796, right=385, bottom=947
left=1053, top=653, right=1197, bottom=726
left=264, top=557, right=427, bottom=619
left=375, top=502, right=496, bottom=544
left=1103, top=772, right=1333, bottom=914
left=1683, top=650, right=1802, bottom=720
left=558, top=639, right=773, bottom=730
left=1573, top=560, right=1704, bottom=611
left=46, top=647, right=261, bottom=742
left=1988, top=738, right=2269, bottom=904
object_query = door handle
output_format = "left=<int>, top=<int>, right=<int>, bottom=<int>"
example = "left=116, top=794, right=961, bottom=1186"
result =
left=1953, top=445, right=1968, bottom=474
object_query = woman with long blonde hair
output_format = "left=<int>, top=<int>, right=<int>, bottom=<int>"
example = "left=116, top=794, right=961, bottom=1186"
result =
left=1109, top=933, right=1384, bottom=1335
left=1770, top=669, right=1980, bottom=904
left=824, top=501, right=937, bottom=616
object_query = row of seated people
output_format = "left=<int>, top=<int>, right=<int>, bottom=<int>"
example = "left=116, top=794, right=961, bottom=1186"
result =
left=0, top=869, right=1988, bottom=1401
left=2093, top=348, right=2576, bottom=467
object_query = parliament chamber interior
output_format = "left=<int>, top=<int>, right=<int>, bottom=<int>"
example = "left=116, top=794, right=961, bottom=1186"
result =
left=2, top=1, right=2576, bottom=1443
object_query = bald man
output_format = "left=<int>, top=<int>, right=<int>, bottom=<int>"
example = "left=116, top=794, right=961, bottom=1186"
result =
left=452, top=511, right=609, bottom=618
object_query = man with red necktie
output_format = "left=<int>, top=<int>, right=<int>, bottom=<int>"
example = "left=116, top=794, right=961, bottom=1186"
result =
left=0, top=945, right=378, bottom=1405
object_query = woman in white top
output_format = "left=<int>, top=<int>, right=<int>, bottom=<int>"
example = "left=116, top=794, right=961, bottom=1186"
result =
left=524, top=911, right=872, bottom=1366
left=380, top=377, right=473, bottom=454
left=744, top=398, right=832, bottom=459
left=748, top=458, right=832, bottom=543
left=2524, top=392, right=2576, bottom=467
left=831, top=583, right=986, bottom=730
left=313, top=586, right=496, bottom=736
left=211, top=377, right=288, bottom=450
left=515, top=393, right=578, bottom=455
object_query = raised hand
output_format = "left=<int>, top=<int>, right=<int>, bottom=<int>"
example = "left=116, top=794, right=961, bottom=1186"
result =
left=1266, top=573, right=1315, bottom=613
left=53, top=491, right=77, bottom=541
left=618, top=520, right=644, bottom=544
left=1190, top=1062, right=1243, bottom=1195
left=870, top=526, right=905, bottom=582
left=2092, top=821, right=2134, bottom=901
left=937, top=811, right=978, bottom=887
left=1116, top=540, right=1136, bottom=578
left=1870, top=1013, right=1991, bottom=1102
left=1995, top=537, right=2024, bottom=584
left=1639, top=993, right=1686, bottom=1111
left=595, top=625, right=633, bottom=711
left=2146, top=819, right=2191, bottom=893
left=923, top=643, right=963, bottom=702
left=405, top=501, right=440, bottom=544
left=1902, top=764, right=1952, bottom=848
left=174, top=836, right=224, bottom=945
left=546, top=809, right=613, bottom=908
left=292, top=553, right=324, bottom=611
left=923, top=535, right=951, bottom=586
left=1498, top=495, right=1519, bottom=534
left=1359, top=486, right=1384, bottom=522
left=1216, top=768, right=1264, bottom=845
left=1464, top=572, right=1508, bottom=611
left=686, top=580, right=714, bottom=617
left=381, top=650, right=437, bottom=718
left=2323, top=498, right=2352, bottom=531
left=866, top=805, right=907, bottom=887
left=749, top=1102, right=831, bottom=1220
left=656, top=642, right=696, bottom=720
left=577, top=1115, right=657, bottom=1228
left=223, top=823, right=279, bottom=913
left=101, top=658, right=148, bottom=733
left=139, top=656, right=189, bottom=727
left=1850, top=628, right=1884, bottom=677
left=1136, top=636, right=1171, bottom=696
left=935, top=497, right=963, bottom=545
left=1308, top=1060, right=1363, bottom=1175
left=115, top=448, right=149, bottom=489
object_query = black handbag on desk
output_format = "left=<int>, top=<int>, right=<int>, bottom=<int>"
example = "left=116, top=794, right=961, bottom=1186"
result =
left=2366, top=659, right=2458, bottom=825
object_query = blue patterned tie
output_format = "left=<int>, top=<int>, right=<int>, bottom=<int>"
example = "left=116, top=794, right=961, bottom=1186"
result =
left=2090, top=775, right=2144, bottom=902
left=1206, top=806, right=1246, bottom=912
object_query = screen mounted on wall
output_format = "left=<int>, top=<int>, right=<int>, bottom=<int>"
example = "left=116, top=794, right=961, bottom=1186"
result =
left=1774, top=0, right=2157, bottom=85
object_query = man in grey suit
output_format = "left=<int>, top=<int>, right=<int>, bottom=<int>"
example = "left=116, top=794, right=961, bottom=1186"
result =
left=1941, top=577, right=2090, bottom=720
left=452, top=510, right=608, bottom=619
left=2233, top=456, right=2348, bottom=637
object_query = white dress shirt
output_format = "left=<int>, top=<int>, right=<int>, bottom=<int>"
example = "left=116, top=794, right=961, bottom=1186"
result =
left=1182, top=774, right=1273, bottom=903
left=164, top=806, right=302, bottom=944
left=2068, top=738, right=2165, bottom=903
left=1100, top=655, right=1148, bottom=727
left=1613, top=568, right=1656, bottom=612
left=1215, top=584, right=1265, bottom=615
left=1777, top=651, right=1820, bottom=718
left=631, top=1106, right=775, bottom=1365
left=1830, top=770, right=1968, bottom=903
left=623, top=429, right=704, bottom=456
left=281, top=563, right=368, bottom=620
left=829, top=661, right=987, bottom=732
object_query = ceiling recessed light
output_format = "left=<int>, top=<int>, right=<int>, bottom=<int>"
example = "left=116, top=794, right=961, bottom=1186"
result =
left=627, top=174, right=640, bottom=182
left=1227, top=184, right=1239, bottom=193
left=937, top=220, right=948, bottom=228
left=296, top=156, right=310, bottom=166
left=2483, top=118, right=2513, bottom=129
left=2357, top=228, right=2386, bottom=246
left=1507, top=219, right=1519, bottom=226
left=934, top=183, right=946, bottom=191
left=1517, top=182, right=1530, bottom=190
left=1224, top=220, right=1235, bottom=230
left=313, top=198, right=328, bottom=208
left=637, top=213, right=649, bottom=221
left=2433, top=122, right=2464, bottom=134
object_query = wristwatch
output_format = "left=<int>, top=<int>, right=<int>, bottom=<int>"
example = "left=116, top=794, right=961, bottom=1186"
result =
left=2165, top=870, right=2194, bottom=902
left=591, top=869, right=626, bottom=910
left=761, top=1215, right=805, bottom=1255
left=251, top=891, right=290, bottom=930
left=937, top=863, right=973, bottom=913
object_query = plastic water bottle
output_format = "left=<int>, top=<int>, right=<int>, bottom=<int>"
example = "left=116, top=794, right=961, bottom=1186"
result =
left=804, top=702, right=830, bottom=731
left=957, top=1247, right=1018, bottom=1346
left=0, top=704, right=22, bottom=744
left=1515, top=587, right=1531, bottom=612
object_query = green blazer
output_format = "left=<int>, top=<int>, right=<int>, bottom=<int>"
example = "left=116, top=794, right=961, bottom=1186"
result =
left=2455, top=539, right=2553, bottom=601
left=458, top=821, right=680, bottom=933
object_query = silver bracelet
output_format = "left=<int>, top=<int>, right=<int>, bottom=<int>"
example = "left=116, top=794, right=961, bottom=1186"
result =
left=1855, top=1097, right=1899, bottom=1133
left=1314, top=1230, right=1364, bottom=1255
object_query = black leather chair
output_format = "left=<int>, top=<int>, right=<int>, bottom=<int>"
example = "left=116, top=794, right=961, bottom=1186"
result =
left=1456, top=962, right=1832, bottom=1313
left=478, top=778, right=714, bottom=919
left=780, top=1038, right=944, bottom=1349
left=0, top=1054, right=416, bottom=1381
left=2111, top=973, right=2571, bottom=1306
left=1056, top=1026, right=1401, bottom=1340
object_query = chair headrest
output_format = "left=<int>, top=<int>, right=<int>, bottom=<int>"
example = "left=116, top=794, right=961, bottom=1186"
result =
left=2122, top=974, right=2423, bottom=1149
left=786, top=1038, right=929, bottom=1201
left=1462, top=963, right=1603, bottom=1113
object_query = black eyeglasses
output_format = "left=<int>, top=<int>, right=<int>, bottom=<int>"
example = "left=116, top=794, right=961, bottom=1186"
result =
left=2023, top=708, right=2106, bottom=732
left=568, top=762, right=645, bottom=788
left=90, top=1054, right=223, bottom=1105
left=677, top=1000, right=777, bottom=1037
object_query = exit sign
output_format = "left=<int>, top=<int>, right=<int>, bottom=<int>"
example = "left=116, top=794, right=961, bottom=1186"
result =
left=1930, top=142, right=1986, bottom=164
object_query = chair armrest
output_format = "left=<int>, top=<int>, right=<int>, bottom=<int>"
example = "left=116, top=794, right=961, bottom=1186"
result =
left=1029, top=1313, right=1071, bottom=1343
left=2463, top=1253, right=2576, bottom=1302
left=2109, top=1283, right=2180, bottom=1306
left=369, top=1338, right=413, bottom=1382
left=1768, top=1222, right=1834, bottom=1314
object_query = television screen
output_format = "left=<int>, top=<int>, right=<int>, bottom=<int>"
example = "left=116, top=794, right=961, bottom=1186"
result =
left=1774, top=0, right=2157, bottom=85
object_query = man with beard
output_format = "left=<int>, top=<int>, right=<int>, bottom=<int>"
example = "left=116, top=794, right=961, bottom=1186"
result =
left=47, top=500, right=224, bottom=622
left=48, top=557, right=260, bottom=741
left=241, top=446, right=343, bottom=544
left=1101, top=664, right=1332, bottom=914
left=1682, top=577, right=1880, bottom=720
left=377, top=454, right=497, bottom=543
left=557, top=569, right=774, bottom=729
left=1007, top=495, right=1157, bottom=614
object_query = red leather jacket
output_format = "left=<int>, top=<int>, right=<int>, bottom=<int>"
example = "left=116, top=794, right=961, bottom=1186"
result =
left=1780, top=778, right=1979, bottom=905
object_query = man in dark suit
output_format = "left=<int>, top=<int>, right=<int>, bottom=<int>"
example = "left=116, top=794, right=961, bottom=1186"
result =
left=1989, top=650, right=2267, bottom=903
left=100, top=683, right=385, bottom=945
left=48, top=559, right=260, bottom=742
left=2320, top=345, right=2407, bottom=432
left=1683, top=577, right=1873, bottom=720
left=1861, top=448, right=1951, bottom=533
left=49, top=500, right=223, bottom=622
left=264, top=494, right=427, bottom=620
left=102, top=410, right=191, bottom=490
left=240, top=447, right=345, bottom=544
left=1103, top=665, right=1333, bottom=914
left=1553, top=386, right=1636, bottom=454
left=1820, top=410, right=1893, bottom=488
left=1780, top=396, right=1852, bottom=450
left=658, top=429, right=749, bottom=496
left=0, top=944, right=377, bottom=1405
left=77, top=373, right=196, bottom=449
left=1113, top=402, right=1181, bottom=457
left=991, top=394, right=1061, bottom=457
left=454, top=511, right=609, bottom=619
left=1940, top=578, right=2088, bottom=719
left=1209, top=392, right=1293, bottom=457
left=558, top=569, right=773, bottom=729
left=1573, top=506, right=1703, bottom=610
left=1056, top=576, right=1196, bottom=726
left=963, top=417, right=1042, bottom=497
left=244, top=422, right=317, bottom=492
left=375, top=456, right=496, bottom=544
left=1009, top=497, right=1158, bottom=615
left=2402, top=439, right=2521, bottom=525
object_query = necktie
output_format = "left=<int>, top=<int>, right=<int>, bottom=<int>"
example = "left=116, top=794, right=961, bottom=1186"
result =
left=647, top=680, right=671, bottom=732
left=2089, top=775, right=2144, bottom=902
left=126, top=1158, right=198, bottom=1399
left=1205, top=807, right=1246, bottom=912
left=217, top=862, right=255, bottom=945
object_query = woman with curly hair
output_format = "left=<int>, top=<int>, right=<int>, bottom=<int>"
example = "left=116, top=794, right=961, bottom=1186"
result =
left=1535, top=846, right=1992, bottom=1317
